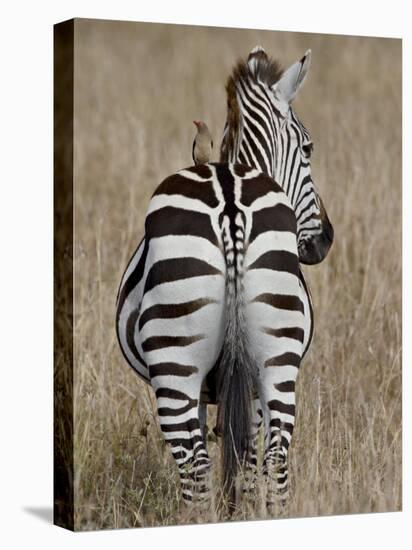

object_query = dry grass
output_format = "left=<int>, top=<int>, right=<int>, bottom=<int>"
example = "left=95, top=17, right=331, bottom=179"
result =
left=71, top=19, right=402, bottom=530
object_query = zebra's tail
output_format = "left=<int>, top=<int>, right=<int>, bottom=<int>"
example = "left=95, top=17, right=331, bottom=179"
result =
left=217, top=243, right=258, bottom=507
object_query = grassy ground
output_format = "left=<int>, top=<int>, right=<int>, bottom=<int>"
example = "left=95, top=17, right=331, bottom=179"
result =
left=71, top=19, right=402, bottom=530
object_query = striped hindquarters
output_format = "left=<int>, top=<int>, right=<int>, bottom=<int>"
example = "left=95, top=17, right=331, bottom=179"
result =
left=116, top=162, right=299, bottom=385
left=115, top=161, right=305, bottom=504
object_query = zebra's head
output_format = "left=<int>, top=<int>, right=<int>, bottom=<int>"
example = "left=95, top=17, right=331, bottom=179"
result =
left=220, top=46, right=334, bottom=265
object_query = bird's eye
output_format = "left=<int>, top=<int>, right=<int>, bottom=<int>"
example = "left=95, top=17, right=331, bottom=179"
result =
left=302, top=143, right=313, bottom=158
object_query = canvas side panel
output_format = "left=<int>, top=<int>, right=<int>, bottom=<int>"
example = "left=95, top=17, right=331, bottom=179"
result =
left=54, top=19, right=74, bottom=531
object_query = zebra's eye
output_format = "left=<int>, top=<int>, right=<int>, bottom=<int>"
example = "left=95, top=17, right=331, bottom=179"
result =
left=302, top=143, right=313, bottom=158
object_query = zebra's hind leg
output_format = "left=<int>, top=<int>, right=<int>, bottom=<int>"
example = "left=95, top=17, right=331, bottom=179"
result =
left=153, top=377, right=212, bottom=509
left=261, top=396, right=295, bottom=512
left=258, top=375, right=296, bottom=513
left=243, top=398, right=263, bottom=501
left=263, top=436, right=290, bottom=513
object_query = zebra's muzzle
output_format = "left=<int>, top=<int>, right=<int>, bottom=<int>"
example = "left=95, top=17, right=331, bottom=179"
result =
left=299, top=217, right=334, bottom=265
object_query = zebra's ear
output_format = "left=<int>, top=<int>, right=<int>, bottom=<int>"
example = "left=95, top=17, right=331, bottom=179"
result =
left=273, top=49, right=312, bottom=104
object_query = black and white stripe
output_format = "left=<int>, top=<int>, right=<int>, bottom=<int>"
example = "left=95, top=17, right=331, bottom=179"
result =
left=219, top=46, right=334, bottom=506
left=116, top=162, right=309, bottom=506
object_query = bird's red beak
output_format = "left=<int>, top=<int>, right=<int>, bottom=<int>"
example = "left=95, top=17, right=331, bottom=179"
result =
left=193, top=120, right=201, bottom=128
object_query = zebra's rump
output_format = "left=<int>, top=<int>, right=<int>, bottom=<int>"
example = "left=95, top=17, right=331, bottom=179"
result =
left=116, top=162, right=301, bottom=386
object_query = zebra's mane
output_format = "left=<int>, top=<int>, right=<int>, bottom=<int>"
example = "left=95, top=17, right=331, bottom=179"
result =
left=230, top=49, right=284, bottom=89
left=220, top=48, right=283, bottom=162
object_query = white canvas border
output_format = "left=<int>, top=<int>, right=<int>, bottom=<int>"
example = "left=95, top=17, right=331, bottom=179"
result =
left=0, top=1, right=409, bottom=548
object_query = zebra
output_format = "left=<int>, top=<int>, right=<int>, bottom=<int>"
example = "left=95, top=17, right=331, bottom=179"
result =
left=116, top=162, right=299, bottom=507
left=218, top=46, right=334, bottom=504
left=116, top=48, right=333, bottom=510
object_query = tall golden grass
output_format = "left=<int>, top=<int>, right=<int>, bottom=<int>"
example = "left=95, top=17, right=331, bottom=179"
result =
left=71, top=19, right=401, bottom=529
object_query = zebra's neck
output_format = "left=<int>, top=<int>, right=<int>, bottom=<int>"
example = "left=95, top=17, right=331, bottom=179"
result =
left=222, top=92, right=277, bottom=181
